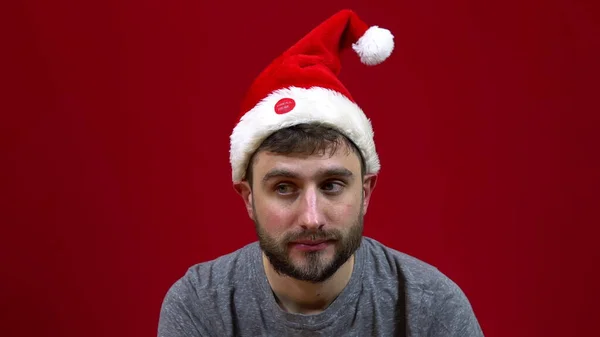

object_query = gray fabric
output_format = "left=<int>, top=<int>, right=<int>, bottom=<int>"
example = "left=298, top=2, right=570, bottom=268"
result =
left=158, top=237, right=484, bottom=336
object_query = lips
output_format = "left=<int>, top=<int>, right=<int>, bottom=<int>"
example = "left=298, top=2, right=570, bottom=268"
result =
left=289, top=240, right=333, bottom=252
left=292, top=239, right=329, bottom=245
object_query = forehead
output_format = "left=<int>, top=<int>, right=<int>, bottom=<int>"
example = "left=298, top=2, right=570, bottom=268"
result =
left=252, top=146, right=362, bottom=180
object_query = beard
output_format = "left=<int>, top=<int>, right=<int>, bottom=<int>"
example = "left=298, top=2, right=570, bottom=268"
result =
left=253, top=206, right=364, bottom=284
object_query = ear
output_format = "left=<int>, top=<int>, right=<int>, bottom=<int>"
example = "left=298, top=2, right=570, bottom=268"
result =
left=361, top=174, right=378, bottom=215
left=233, top=180, right=254, bottom=220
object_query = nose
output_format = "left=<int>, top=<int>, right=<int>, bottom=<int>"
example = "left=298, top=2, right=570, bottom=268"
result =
left=298, top=186, right=325, bottom=230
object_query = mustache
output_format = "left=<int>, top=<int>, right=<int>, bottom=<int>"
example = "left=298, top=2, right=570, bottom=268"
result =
left=283, top=229, right=341, bottom=243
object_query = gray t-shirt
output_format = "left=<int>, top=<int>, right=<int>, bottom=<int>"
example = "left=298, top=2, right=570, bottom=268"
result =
left=158, top=237, right=484, bottom=336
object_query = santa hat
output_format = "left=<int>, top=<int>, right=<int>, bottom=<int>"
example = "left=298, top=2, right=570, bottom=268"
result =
left=229, top=9, right=394, bottom=182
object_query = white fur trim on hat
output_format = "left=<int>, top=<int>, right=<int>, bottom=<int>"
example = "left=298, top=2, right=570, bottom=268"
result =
left=229, top=86, right=380, bottom=182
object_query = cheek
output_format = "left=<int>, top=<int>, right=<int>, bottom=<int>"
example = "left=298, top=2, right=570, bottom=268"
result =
left=334, top=202, right=361, bottom=220
left=255, top=202, right=292, bottom=231
left=324, top=196, right=362, bottom=223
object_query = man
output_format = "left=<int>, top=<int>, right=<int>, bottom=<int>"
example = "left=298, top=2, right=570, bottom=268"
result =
left=158, top=9, right=484, bottom=337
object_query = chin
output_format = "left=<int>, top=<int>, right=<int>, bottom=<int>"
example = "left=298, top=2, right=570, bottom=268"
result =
left=292, top=249, right=336, bottom=268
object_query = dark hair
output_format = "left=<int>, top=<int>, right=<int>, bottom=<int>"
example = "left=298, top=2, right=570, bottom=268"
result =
left=245, top=123, right=366, bottom=187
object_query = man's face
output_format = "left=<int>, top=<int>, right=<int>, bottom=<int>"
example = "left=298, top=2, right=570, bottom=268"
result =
left=237, top=145, right=376, bottom=283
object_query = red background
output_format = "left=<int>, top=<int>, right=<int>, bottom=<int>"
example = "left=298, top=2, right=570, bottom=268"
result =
left=2, top=0, right=599, bottom=336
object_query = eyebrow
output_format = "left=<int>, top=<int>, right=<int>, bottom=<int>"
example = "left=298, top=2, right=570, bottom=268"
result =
left=262, top=167, right=354, bottom=183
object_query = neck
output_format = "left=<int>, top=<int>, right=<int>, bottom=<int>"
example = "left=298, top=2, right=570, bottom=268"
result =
left=262, top=253, right=355, bottom=315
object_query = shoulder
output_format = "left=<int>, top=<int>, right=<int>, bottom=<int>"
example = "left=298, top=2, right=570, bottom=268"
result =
left=360, top=236, right=445, bottom=288
left=158, top=242, right=260, bottom=335
left=187, top=242, right=258, bottom=287
left=165, top=241, right=259, bottom=301
left=360, top=237, right=484, bottom=336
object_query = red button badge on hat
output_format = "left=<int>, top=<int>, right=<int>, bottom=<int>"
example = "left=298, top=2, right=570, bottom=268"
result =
left=274, top=98, right=295, bottom=114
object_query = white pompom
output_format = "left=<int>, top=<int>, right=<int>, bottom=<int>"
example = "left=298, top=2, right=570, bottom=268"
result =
left=352, top=26, right=395, bottom=66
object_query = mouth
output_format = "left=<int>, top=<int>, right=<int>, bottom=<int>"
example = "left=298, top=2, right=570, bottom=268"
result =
left=292, top=239, right=329, bottom=245
left=289, top=239, right=334, bottom=252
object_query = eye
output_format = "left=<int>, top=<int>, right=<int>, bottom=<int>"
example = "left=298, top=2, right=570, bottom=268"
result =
left=275, top=183, right=296, bottom=195
left=321, top=181, right=344, bottom=193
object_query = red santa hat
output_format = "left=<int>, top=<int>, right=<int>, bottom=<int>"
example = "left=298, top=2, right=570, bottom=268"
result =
left=229, top=9, right=394, bottom=182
